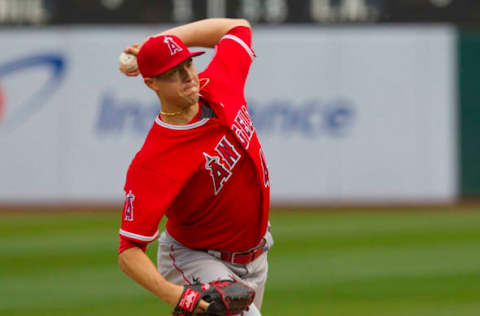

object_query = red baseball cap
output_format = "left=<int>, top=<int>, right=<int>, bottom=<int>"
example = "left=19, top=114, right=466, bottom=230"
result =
left=137, top=35, right=205, bottom=78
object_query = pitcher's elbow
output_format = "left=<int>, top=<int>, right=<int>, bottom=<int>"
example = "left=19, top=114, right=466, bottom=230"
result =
left=118, top=251, right=129, bottom=273
left=236, top=18, right=251, bottom=28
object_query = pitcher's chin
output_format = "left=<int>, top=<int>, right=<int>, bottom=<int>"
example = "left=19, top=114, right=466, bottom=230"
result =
left=182, top=94, right=199, bottom=107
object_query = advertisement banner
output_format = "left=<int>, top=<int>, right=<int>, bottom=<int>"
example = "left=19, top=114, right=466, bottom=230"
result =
left=0, top=25, right=457, bottom=204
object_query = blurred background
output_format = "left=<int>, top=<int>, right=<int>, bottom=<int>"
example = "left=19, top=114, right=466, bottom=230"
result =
left=1, top=0, right=479, bottom=315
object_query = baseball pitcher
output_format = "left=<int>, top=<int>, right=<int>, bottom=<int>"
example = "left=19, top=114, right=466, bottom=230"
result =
left=117, top=18, right=272, bottom=315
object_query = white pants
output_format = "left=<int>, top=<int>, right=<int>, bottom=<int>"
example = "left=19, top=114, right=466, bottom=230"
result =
left=157, top=230, right=273, bottom=315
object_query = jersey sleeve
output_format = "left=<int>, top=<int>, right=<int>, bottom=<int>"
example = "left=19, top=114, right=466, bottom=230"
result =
left=119, top=165, right=177, bottom=244
left=202, top=26, right=255, bottom=99
left=118, top=235, right=147, bottom=254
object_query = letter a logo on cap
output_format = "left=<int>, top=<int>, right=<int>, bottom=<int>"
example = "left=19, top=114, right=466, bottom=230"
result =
left=164, top=36, right=183, bottom=56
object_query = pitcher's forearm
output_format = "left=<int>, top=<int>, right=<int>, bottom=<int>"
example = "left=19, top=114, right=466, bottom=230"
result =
left=118, top=247, right=211, bottom=312
left=154, top=18, right=250, bottom=48
left=118, top=247, right=181, bottom=306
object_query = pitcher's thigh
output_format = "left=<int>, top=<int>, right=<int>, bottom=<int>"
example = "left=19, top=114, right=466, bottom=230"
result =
left=157, top=242, right=244, bottom=284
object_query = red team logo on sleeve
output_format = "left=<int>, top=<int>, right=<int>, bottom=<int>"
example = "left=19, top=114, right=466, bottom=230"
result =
left=123, top=190, right=135, bottom=221
left=164, top=36, right=183, bottom=55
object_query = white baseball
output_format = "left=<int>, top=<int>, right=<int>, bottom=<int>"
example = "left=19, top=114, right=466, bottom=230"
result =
left=118, top=52, right=138, bottom=73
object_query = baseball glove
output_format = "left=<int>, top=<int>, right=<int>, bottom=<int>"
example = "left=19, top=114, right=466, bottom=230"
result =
left=172, top=279, right=255, bottom=316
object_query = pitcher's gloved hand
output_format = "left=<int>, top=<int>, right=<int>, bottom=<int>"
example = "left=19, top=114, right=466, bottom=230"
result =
left=172, top=279, right=255, bottom=315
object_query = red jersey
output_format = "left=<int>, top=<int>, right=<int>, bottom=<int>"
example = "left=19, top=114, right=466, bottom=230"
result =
left=119, top=26, right=270, bottom=252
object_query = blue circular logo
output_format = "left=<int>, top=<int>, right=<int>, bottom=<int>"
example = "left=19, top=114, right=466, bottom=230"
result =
left=0, top=53, right=66, bottom=133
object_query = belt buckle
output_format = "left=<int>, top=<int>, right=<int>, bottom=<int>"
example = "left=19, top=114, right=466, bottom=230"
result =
left=230, top=252, right=238, bottom=264
left=231, top=251, right=251, bottom=264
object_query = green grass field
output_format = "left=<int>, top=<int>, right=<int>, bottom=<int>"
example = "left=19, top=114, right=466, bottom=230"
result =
left=1, top=208, right=480, bottom=315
